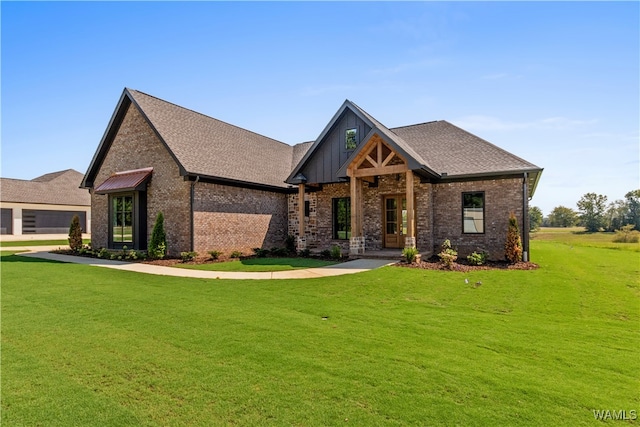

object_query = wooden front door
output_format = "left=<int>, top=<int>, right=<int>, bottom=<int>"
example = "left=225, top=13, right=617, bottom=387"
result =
left=384, top=196, right=407, bottom=248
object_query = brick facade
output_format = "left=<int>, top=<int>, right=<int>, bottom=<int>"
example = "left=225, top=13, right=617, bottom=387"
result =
left=193, top=182, right=288, bottom=254
left=91, top=103, right=191, bottom=256
left=288, top=175, right=525, bottom=260
left=432, top=177, right=524, bottom=259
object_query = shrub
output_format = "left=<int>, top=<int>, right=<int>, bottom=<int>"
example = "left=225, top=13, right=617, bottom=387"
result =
left=299, top=248, right=311, bottom=258
left=330, top=245, right=342, bottom=259
left=320, top=249, right=331, bottom=259
left=230, top=250, right=242, bottom=259
left=68, top=214, right=83, bottom=252
left=467, top=250, right=488, bottom=266
left=285, top=235, right=297, bottom=254
left=613, top=224, right=640, bottom=243
left=270, top=247, right=288, bottom=257
left=180, top=251, right=198, bottom=262
left=505, top=212, right=523, bottom=264
left=148, top=212, right=167, bottom=259
left=253, top=247, right=270, bottom=258
left=97, top=248, right=110, bottom=259
left=438, top=239, right=458, bottom=270
left=208, top=250, right=222, bottom=260
left=402, top=247, right=420, bottom=263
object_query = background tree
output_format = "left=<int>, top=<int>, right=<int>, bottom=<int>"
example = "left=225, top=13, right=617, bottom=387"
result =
left=529, top=206, right=543, bottom=231
left=624, top=189, right=640, bottom=230
left=68, top=214, right=83, bottom=252
left=604, top=200, right=628, bottom=232
left=577, top=193, right=608, bottom=232
left=505, top=212, right=523, bottom=263
left=547, top=206, right=578, bottom=228
left=148, top=212, right=167, bottom=259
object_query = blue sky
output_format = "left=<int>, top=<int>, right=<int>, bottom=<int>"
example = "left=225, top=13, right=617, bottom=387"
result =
left=2, top=1, right=638, bottom=215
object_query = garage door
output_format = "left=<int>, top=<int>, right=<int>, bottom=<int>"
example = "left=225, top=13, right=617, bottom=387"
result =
left=22, top=210, right=86, bottom=234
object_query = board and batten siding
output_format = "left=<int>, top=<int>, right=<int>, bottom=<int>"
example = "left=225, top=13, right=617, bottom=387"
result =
left=298, top=109, right=372, bottom=184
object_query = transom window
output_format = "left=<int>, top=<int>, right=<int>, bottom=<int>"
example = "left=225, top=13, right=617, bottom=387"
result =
left=463, top=192, right=485, bottom=234
left=333, top=197, right=351, bottom=239
left=112, top=194, right=134, bottom=243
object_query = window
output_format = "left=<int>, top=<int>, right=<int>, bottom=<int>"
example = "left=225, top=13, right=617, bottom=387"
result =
left=345, top=128, right=357, bottom=150
left=112, top=194, right=134, bottom=244
left=304, top=200, right=310, bottom=218
left=333, top=197, right=351, bottom=239
left=463, top=192, right=484, bottom=233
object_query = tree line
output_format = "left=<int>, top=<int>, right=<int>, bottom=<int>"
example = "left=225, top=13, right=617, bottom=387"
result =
left=529, top=189, right=640, bottom=232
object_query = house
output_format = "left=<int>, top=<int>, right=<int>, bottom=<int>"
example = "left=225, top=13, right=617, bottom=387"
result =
left=0, top=169, right=91, bottom=238
left=81, top=88, right=542, bottom=260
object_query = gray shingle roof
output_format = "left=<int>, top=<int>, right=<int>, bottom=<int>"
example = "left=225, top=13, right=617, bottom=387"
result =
left=390, top=121, right=541, bottom=177
left=1, top=169, right=90, bottom=206
left=128, top=89, right=296, bottom=189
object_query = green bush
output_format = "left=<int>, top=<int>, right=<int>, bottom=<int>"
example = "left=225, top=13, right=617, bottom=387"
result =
left=320, top=249, right=331, bottom=259
left=402, top=247, right=420, bottom=263
left=180, top=251, right=198, bottom=262
left=467, top=250, right=487, bottom=266
left=299, top=248, right=311, bottom=258
left=270, top=247, right=288, bottom=257
left=505, top=212, right=523, bottom=263
left=438, top=239, right=458, bottom=270
left=68, top=214, right=83, bottom=252
left=613, top=224, right=640, bottom=243
left=208, top=250, right=222, bottom=260
left=330, top=245, right=342, bottom=259
left=253, top=248, right=270, bottom=258
left=148, top=212, right=167, bottom=259
left=97, top=248, right=110, bottom=259
left=230, top=251, right=242, bottom=259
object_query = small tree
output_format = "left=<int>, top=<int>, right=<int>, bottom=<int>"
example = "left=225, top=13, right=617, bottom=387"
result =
left=529, top=206, right=543, bottom=231
left=68, top=214, right=83, bottom=252
left=505, top=212, right=523, bottom=264
left=577, top=193, right=608, bottom=232
left=148, top=212, right=167, bottom=259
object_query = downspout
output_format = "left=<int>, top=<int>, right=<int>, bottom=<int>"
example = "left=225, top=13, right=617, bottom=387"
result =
left=190, top=175, right=200, bottom=252
left=522, top=172, right=529, bottom=262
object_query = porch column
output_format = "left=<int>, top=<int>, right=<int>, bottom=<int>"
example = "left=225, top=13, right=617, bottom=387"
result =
left=349, top=174, right=365, bottom=255
left=297, top=183, right=306, bottom=251
left=405, top=170, right=416, bottom=249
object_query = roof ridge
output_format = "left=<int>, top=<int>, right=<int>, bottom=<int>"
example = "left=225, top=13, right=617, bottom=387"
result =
left=127, top=88, right=293, bottom=148
left=390, top=120, right=441, bottom=130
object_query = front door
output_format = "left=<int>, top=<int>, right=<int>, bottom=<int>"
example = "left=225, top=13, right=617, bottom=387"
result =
left=384, top=196, right=407, bottom=248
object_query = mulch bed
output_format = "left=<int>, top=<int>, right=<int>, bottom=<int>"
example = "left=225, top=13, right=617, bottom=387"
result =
left=395, top=256, right=538, bottom=272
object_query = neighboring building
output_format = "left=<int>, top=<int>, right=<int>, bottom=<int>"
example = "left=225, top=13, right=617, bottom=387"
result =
left=82, top=88, right=542, bottom=260
left=1, top=169, right=91, bottom=236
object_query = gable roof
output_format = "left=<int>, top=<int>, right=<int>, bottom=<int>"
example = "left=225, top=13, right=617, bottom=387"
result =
left=1, top=169, right=90, bottom=206
left=83, top=88, right=298, bottom=190
left=83, top=89, right=542, bottom=196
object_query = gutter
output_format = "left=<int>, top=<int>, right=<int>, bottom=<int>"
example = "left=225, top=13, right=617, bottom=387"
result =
left=522, top=172, right=529, bottom=262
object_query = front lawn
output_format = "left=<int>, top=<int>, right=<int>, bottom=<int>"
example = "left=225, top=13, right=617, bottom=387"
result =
left=0, top=239, right=90, bottom=247
left=2, top=240, right=638, bottom=426
left=175, top=257, right=338, bottom=272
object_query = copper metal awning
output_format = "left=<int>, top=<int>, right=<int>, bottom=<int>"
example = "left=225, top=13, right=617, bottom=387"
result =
left=94, top=167, right=153, bottom=194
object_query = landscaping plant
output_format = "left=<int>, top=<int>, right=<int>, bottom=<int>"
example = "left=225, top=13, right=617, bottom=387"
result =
left=437, top=239, right=457, bottom=269
left=148, top=212, right=167, bottom=259
left=68, top=214, right=83, bottom=252
left=402, top=246, right=420, bottom=263
left=505, top=212, right=523, bottom=263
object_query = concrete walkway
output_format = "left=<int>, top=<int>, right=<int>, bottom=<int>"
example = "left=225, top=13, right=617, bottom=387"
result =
left=8, top=247, right=397, bottom=280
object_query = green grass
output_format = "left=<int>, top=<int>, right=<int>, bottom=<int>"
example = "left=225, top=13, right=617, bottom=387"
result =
left=2, top=239, right=639, bottom=426
left=176, top=257, right=338, bottom=272
left=0, top=239, right=90, bottom=247
left=532, top=227, right=640, bottom=252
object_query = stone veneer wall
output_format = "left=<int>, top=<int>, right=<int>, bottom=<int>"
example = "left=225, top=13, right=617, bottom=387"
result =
left=432, top=177, right=524, bottom=260
left=90, top=103, right=191, bottom=255
left=193, top=182, right=288, bottom=254
left=288, top=174, right=434, bottom=254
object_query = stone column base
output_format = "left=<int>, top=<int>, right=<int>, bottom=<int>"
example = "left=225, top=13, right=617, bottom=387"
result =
left=296, top=236, right=306, bottom=252
left=350, top=236, right=365, bottom=255
left=404, top=236, right=416, bottom=249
